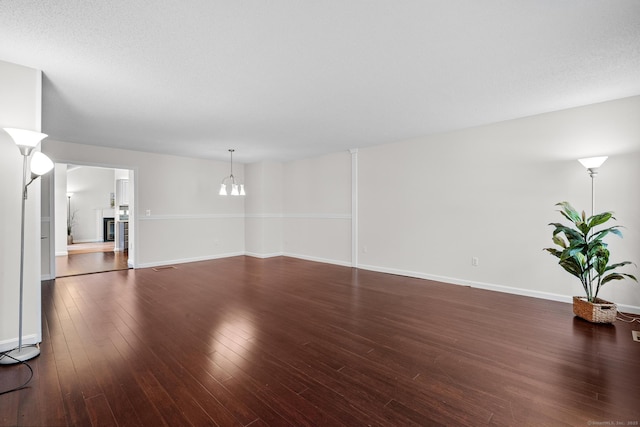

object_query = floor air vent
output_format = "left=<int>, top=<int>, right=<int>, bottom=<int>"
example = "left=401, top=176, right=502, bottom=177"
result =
left=152, top=266, right=177, bottom=272
left=633, top=331, right=640, bottom=343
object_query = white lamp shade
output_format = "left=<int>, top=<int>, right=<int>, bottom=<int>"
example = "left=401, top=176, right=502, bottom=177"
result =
left=578, top=156, right=608, bottom=169
left=219, top=183, right=228, bottom=196
left=239, top=184, right=246, bottom=196
left=231, top=184, right=239, bottom=196
left=30, top=151, right=54, bottom=176
left=3, top=128, right=48, bottom=148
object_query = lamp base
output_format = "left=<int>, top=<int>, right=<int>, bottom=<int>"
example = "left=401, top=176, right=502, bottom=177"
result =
left=0, top=346, right=40, bottom=365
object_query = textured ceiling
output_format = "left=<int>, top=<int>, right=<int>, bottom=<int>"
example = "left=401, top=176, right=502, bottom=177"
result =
left=1, top=1, right=639, bottom=163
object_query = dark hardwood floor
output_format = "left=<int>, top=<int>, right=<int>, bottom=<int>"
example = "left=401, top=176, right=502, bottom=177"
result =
left=2, top=256, right=639, bottom=426
left=56, top=246, right=129, bottom=277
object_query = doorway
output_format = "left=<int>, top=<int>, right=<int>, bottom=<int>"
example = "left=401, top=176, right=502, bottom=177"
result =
left=52, top=163, right=134, bottom=278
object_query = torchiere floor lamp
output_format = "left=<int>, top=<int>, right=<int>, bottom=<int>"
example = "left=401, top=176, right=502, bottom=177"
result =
left=0, top=128, right=54, bottom=364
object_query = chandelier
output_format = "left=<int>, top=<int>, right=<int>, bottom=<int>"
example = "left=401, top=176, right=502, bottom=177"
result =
left=219, top=149, right=245, bottom=196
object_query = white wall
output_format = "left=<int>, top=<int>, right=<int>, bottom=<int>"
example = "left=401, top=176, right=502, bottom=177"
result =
left=115, top=169, right=129, bottom=180
left=244, top=151, right=353, bottom=266
left=40, top=95, right=640, bottom=314
left=245, top=161, right=283, bottom=257
left=66, top=166, right=116, bottom=242
left=282, top=151, right=352, bottom=266
left=43, top=140, right=245, bottom=268
left=40, top=172, right=54, bottom=280
left=0, top=60, right=43, bottom=350
left=54, top=164, right=68, bottom=255
left=358, top=96, right=640, bottom=312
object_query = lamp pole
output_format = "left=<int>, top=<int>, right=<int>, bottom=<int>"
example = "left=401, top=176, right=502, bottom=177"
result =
left=16, top=148, right=31, bottom=358
left=67, top=193, right=72, bottom=238
left=588, top=168, right=597, bottom=217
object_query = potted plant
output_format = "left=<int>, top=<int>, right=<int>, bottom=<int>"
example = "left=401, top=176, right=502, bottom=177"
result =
left=544, top=201, right=637, bottom=323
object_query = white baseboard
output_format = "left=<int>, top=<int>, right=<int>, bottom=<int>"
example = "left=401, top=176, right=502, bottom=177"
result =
left=244, top=251, right=352, bottom=268
left=282, top=252, right=353, bottom=268
left=55, top=251, right=68, bottom=256
left=72, top=239, right=102, bottom=243
left=245, top=251, right=282, bottom=259
left=616, top=303, right=640, bottom=315
left=138, top=251, right=350, bottom=269
left=357, top=263, right=640, bottom=315
left=135, top=252, right=245, bottom=269
left=0, top=334, right=39, bottom=353
left=96, top=251, right=640, bottom=315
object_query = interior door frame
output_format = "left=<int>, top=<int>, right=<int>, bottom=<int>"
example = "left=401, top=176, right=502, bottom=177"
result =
left=46, top=160, right=136, bottom=278
left=41, top=172, right=56, bottom=280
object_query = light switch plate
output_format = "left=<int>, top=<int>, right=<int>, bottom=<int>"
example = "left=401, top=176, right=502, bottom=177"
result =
left=632, top=331, right=640, bottom=342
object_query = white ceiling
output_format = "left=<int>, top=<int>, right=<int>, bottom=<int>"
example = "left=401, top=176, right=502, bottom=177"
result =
left=1, top=1, right=639, bottom=163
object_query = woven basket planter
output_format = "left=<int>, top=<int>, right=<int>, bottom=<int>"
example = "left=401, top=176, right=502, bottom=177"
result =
left=573, top=296, right=617, bottom=323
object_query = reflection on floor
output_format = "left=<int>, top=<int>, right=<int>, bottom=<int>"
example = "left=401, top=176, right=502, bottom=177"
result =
left=67, top=241, right=115, bottom=254
left=56, top=242, right=129, bottom=277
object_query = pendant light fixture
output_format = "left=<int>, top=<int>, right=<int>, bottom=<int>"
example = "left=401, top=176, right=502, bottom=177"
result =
left=219, top=149, right=245, bottom=196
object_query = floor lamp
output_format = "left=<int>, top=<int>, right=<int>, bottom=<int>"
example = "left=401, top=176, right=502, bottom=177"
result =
left=578, top=156, right=608, bottom=216
left=0, top=128, right=53, bottom=364
left=67, top=192, right=73, bottom=243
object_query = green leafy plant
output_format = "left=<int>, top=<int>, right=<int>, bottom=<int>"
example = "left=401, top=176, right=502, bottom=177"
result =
left=544, top=201, right=637, bottom=302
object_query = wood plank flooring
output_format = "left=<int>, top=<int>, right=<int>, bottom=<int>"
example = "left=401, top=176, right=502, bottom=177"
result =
left=2, top=256, right=639, bottom=426
left=67, top=242, right=116, bottom=254
left=56, top=247, right=129, bottom=277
